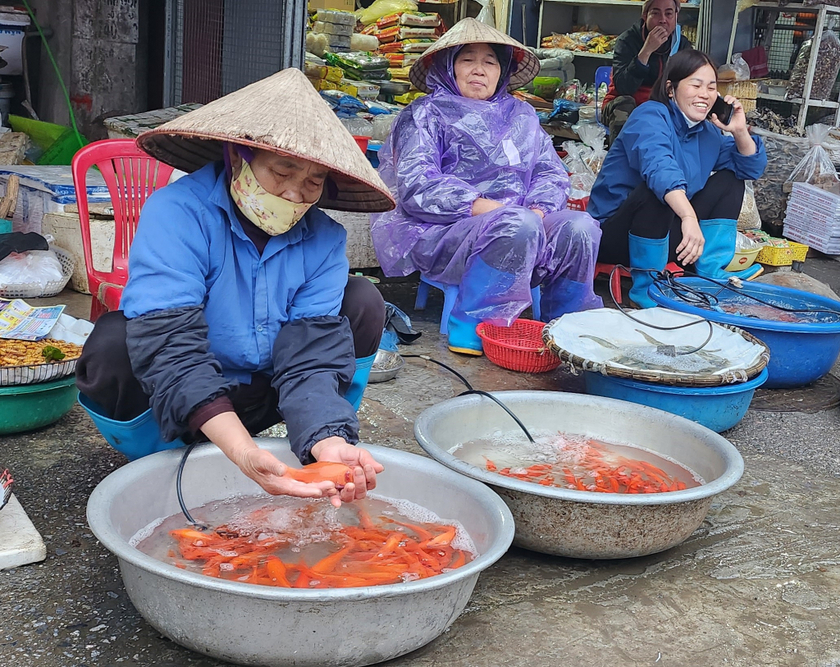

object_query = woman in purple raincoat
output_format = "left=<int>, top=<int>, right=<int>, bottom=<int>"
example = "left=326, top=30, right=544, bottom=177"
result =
left=371, top=18, right=602, bottom=355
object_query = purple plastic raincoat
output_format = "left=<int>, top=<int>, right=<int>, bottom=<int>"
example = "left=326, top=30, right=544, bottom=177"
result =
left=371, top=45, right=602, bottom=325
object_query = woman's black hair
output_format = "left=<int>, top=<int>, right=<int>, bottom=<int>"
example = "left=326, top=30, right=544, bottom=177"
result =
left=650, top=49, right=719, bottom=104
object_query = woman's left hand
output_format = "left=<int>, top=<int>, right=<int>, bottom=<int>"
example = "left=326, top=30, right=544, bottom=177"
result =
left=710, top=95, right=747, bottom=135
left=310, top=436, right=384, bottom=506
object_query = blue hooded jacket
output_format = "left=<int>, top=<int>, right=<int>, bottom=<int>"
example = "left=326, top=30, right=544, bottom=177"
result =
left=587, top=99, right=767, bottom=223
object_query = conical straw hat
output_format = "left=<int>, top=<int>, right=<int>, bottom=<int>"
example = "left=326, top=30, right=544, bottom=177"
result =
left=137, top=68, right=395, bottom=213
left=409, top=18, right=539, bottom=94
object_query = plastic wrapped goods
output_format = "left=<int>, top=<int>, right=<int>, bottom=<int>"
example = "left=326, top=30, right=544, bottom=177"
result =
left=786, top=124, right=840, bottom=193
left=788, top=30, right=840, bottom=100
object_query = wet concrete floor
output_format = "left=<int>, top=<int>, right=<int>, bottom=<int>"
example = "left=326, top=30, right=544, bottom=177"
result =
left=1, top=260, right=839, bottom=667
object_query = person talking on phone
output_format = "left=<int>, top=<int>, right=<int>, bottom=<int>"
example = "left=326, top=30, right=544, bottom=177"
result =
left=587, top=49, right=768, bottom=308
left=601, top=0, right=691, bottom=140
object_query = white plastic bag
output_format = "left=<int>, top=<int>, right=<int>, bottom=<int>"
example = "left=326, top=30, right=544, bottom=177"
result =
left=786, top=123, right=840, bottom=193
left=737, top=181, right=762, bottom=231
left=0, top=249, right=64, bottom=291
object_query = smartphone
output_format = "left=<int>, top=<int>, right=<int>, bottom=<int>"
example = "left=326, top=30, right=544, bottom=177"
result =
left=708, top=95, right=734, bottom=125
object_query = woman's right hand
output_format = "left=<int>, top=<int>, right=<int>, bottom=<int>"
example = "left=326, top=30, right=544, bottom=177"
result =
left=236, top=446, right=339, bottom=501
left=201, top=412, right=339, bottom=502
left=471, top=197, right=504, bottom=216
left=676, top=216, right=705, bottom=264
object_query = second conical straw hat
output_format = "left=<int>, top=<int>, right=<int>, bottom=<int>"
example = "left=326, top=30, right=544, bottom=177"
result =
left=409, top=18, right=539, bottom=94
left=137, top=68, right=394, bottom=213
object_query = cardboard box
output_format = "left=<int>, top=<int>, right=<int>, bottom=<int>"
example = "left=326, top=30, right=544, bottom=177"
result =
left=308, top=0, right=355, bottom=13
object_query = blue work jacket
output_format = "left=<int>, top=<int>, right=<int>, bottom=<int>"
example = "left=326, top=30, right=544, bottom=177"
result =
left=587, top=99, right=767, bottom=223
left=121, top=162, right=349, bottom=384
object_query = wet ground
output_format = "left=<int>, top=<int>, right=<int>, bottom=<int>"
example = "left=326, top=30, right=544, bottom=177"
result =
left=1, top=259, right=839, bottom=667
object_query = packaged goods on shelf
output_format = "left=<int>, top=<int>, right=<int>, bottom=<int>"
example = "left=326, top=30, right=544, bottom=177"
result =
left=313, top=9, right=357, bottom=26
left=312, top=20, right=354, bottom=35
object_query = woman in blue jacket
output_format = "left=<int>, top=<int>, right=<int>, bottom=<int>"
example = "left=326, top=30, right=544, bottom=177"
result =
left=76, top=69, right=395, bottom=507
left=588, top=49, right=767, bottom=308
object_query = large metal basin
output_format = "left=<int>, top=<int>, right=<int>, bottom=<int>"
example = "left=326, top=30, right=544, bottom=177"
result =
left=414, top=391, right=744, bottom=560
left=87, top=439, right=514, bottom=667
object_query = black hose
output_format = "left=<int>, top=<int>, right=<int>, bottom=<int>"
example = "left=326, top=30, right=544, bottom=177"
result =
left=608, top=264, right=715, bottom=356
left=652, top=270, right=840, bottom=318
left=402, top=354, right=536, bottom=443
left=176, top=444, right=208, bottom=530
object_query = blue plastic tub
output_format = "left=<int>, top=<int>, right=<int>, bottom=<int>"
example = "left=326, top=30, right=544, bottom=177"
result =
left=649, top=278, right=840, bottom=389
left=584, top=368, right=769, bottom=433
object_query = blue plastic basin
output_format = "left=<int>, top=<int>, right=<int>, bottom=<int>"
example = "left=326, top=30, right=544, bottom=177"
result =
left=584, top=368, right=769, bottom=433
left=648, top=278, right=840, bottom=388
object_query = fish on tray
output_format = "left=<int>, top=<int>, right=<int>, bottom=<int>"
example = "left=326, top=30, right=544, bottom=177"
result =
left=578, top=330, right=727, bottom=374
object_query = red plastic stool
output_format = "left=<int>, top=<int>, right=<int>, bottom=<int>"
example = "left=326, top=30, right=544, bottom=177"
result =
left=594, top=261, right=681, bottom=305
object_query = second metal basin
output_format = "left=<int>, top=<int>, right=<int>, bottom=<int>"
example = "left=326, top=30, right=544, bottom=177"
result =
left=414, top=391, right=744, bottom=560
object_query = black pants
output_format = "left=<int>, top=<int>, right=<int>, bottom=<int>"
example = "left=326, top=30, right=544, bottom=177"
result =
left=76, top=276, right=385, bottom=431
left=598, top=170, right=745, bottom=265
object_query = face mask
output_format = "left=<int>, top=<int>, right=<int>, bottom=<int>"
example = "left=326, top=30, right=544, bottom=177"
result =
left=230, top=159, right=313, bottom=235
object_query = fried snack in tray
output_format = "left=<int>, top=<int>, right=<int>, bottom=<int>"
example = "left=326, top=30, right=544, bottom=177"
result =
left=0, top=338, right=84, bottom=386
left=0, top=338, right=83, bottom=367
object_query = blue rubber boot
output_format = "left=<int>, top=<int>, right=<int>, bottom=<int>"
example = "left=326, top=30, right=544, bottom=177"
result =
left=448, top=256, right=518, bottom=355
left=628, top=233, right=669, bottom=309
left=447, top=313, right=483, bottom=355
left=344, top=353, right=376, bottom=411
left=695, top=218, right=763, bottom=281
left=78, top=393, right=185, bottom=461
left=540, top=279, right=604, bottom=322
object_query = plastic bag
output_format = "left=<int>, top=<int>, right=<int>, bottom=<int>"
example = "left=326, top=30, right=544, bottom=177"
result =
left=788, top=29, right=840, bottom=100
left=737, top=181, right=762, bottom=231
left=355, top=0, right=418, bottom=26
left=0, top=249, right=64, bottom=291
left=476, top=0, right=496, bottom=28
left=722, top=54, right=751, bottom=81
left=576, top=122, right=606, bottom=174
left=786, top=124, right=840, bottom=193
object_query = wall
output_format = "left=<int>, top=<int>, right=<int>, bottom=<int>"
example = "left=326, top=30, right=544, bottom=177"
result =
left=26, top=0, right=148, bottom=136
left=28, top=0, right=73, bottom=126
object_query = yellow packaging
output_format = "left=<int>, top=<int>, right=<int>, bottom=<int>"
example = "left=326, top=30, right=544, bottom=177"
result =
left=324, top=66, right=344, bottom=83
left=338, top=80, right=359, bottom=97
left=394, top=91, right=425, bottom=104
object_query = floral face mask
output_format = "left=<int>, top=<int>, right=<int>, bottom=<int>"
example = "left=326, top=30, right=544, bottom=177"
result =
left=230, top=159, right=313, bottom=235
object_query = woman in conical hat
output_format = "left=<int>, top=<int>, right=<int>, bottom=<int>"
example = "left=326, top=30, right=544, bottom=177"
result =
left=371, top=18, right=603, bottom=356
left=77, top=68, right=395, bottom=506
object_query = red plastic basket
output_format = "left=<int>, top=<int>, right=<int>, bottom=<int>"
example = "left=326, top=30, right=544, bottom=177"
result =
left=476, top=319, right=561, bottom=373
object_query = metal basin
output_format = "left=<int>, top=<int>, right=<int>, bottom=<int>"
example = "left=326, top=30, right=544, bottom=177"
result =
left=414, top=391, right=744, bottom=560
left=87, top=439, right=514, bottom=667
left=369, top=349, right=405, bottom=383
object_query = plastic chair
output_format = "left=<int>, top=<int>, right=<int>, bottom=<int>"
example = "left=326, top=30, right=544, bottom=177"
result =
left=414, top=275, right=541, bottom=334
left=595, top=261, right=681, bottom=305
left=593, top=66, right=612, bottom=131
left=72, top=139, right=175, bottom=322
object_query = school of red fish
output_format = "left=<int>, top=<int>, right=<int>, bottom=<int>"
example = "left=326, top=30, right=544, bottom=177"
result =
left=483, top=440, right=691, bottom=494
left=168, top=463, right=472, bottom=588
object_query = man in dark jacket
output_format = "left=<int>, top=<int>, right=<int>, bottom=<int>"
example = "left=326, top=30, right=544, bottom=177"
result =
left=601, top=0, right=691, bottom=140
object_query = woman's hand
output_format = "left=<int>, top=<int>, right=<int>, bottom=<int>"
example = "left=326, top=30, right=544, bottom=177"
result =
left=237, top=446, right=339, bottom=502
left=472, top=197, right=504, bottom=216
left=711, top=95, right=757, bottom=157
left=201, top=412, right=339, bottom=503
left=709, top=94, right=743, bottom=133
left=676, top=216, right=705, bottom=264
left=311, top=436, right=384, bottom=506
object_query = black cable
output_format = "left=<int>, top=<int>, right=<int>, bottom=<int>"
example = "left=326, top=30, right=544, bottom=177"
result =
left=402, top=354, right=536, bottom=443
left=608, top=264, right=715, bottom=356
left=652, top=271, right=840, bottom=318
left=177, top=444, right=208, bottom=530
left=458, top=389, right=536, bottom=443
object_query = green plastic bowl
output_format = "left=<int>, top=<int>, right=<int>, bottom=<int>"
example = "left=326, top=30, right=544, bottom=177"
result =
left=0, top=375, right=78, bottom=435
